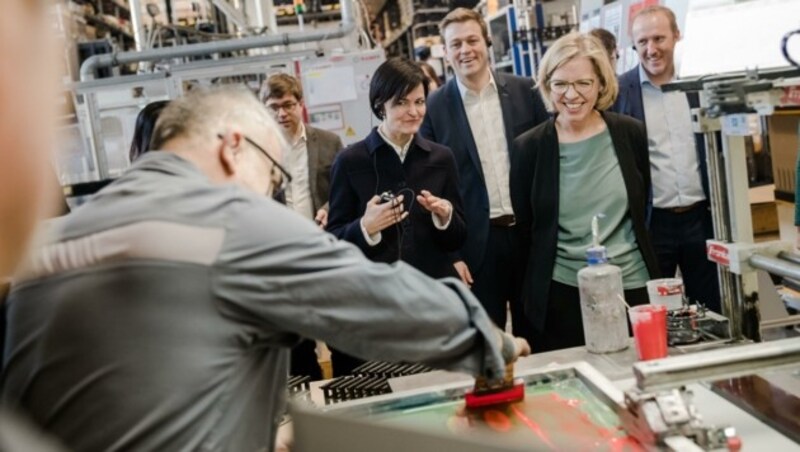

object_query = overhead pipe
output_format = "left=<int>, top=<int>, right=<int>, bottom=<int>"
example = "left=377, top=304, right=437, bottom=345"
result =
left=80, top=0, right=355, bottom=81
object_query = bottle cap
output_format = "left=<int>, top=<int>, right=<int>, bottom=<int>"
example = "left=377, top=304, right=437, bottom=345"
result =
left=587, top=246, right=608, bottom=265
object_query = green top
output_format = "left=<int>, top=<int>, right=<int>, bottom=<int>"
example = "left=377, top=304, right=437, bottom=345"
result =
left=553, top=128, right=650, bottom=289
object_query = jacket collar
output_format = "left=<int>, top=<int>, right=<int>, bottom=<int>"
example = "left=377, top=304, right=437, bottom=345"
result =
left=365, top=127, right=433, bottom=155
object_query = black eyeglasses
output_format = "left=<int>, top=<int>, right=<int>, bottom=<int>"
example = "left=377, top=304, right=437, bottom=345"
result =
left=266, top=101, right=299, bottom=114
left=217, top=133, right=293, bottom=185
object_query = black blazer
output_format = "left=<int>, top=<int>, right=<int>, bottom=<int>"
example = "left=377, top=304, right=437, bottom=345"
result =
left=509, top=111, right=660, bottom=331
left=420, top=72, right=549, bottom=270
left=327, top=128, right=467, bottom=279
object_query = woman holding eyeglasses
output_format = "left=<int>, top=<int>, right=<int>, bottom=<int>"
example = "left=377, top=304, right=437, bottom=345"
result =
left=509, top=32, right=660, bottom=353
left=326, top=58, right=467, bottom=375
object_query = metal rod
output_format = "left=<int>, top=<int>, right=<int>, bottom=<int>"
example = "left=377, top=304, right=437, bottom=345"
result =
left=704, top=131, right=728, bottom=241
left=633, top=337, right=800, bottom=391
left=129, top=0, right=147, bottom=52
left=704, top=124, right=740, bottom=339
left=750, top=253, right=800, bottom=281
left=208, top=0, right=249, bottom=31
left=730, top=274, right=745, bottom=340
left=80, top=0, right=355, bottom=80
left=759, top=314, right=800, bottom=330
left=777, top=251, right=800, bottom=266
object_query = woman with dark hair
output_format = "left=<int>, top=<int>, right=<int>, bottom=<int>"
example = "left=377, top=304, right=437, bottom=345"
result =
left=417, top=61, right=440, bottom=91
left=129, top=100, right=169, bottom=162
left=327, top=58, right=467, bottom=375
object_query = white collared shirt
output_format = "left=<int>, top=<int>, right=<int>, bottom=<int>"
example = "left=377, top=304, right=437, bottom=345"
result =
left=639, top=65, right=706, bottom=208
left=456, top=72, right=514, bottom=218
left=360, top=126, right=453, bottom=246
left=283, top=123, right=314, bottom=220
left=376, top=124, right=413, bottom=162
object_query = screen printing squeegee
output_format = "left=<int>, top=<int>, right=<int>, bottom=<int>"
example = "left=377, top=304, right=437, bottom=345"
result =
left=465, top=363, right=525, bottom=409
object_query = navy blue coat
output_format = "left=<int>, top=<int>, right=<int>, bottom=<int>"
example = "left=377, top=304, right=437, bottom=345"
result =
left=420, top=72, right=549, bottom=271
left=327, top=128, right=467, bottom=279
left=612, top=66, right=710, bottom=199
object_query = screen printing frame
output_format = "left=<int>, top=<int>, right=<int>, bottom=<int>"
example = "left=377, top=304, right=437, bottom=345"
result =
left=292, top=362, right=662, bottom=452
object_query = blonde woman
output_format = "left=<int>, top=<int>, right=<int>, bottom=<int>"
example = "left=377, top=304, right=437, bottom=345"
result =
left=510, top=32, right=660, bottom=352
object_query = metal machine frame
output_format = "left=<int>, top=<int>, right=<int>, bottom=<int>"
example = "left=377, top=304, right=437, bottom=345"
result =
left=670, top=69, right=800, bottom=341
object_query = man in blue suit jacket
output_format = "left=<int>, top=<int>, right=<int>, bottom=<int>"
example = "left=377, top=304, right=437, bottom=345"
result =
left=420, top=8, right=548, bottom=337
left=612, top=5, right=720, bottom=313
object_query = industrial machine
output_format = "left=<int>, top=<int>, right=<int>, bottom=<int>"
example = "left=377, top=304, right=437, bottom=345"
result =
left=57, top=0, right=383, bottom=203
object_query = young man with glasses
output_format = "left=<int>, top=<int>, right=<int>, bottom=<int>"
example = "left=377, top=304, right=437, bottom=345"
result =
left=2, top=87, right=530, bottom=452
left=261, top=73, right=343, bottom=382
left=262, top=73, right=343, bottom=228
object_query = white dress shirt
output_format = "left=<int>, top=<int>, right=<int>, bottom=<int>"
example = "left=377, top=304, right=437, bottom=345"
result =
left=457, top=72, right=514, bottom=218
left=639, top=66, right=706, bottom=208
left=360, top=125, right=453, bottom=246
left=283, top=123, right=315, bottom=220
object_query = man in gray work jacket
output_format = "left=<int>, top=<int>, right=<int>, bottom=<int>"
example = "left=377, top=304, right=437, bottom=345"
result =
left=2, top=88, right=530, bottom=452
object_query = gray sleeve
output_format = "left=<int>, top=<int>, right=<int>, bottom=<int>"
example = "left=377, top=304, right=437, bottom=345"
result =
left=213, top=197, right=506, bottom=380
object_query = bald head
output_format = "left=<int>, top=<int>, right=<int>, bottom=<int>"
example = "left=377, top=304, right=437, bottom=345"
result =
left=152, top=87, right=280, bottom=151
left=151, top=87, right=288, bottom=197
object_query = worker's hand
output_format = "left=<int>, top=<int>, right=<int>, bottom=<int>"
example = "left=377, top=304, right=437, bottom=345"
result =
left=275, top=419, right=293, bottom=452
left=510, top=336, right=531, bottom=360
left=362, top=195, right=408, bottom=236
left=498, top=331, right=531, bottom=363
left=416, top=190, right=452, bottom=224
left=453, top=261, right=473, bottom=288
left=315, top=209, right=328, bottom=229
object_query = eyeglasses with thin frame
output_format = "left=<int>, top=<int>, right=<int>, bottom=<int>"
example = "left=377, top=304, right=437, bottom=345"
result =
left=217, top=133, right=293, bottom=191
left=549, top=79, right=596, bottom=94
left=266, top=101, right=298, bottom=114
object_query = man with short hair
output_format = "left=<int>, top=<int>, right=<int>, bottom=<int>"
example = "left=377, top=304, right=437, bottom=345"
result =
left=2, top=87, right=530, bottom=452
left=262, top=73, right=343, bottom=380
left=613, top=5, right=721, bottom=312
left=589, top=28, right=619, bottom=71
left=421, top=8, right=548, bottom=340
left=262, top=73, right=343, bottom=228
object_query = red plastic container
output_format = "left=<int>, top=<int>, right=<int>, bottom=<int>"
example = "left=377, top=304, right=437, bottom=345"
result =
left=628, top=304, right=668, bottom=361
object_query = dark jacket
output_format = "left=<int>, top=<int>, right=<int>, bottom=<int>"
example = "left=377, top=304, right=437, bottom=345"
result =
left=327, top=128, right=467, bottom=278
left=305, top=125, right=344, bottom=213
left=612, top=66, right=710, bottom=199
left=420, top=72, right=549, bottom=270
left=509, top=111, right=660, bottom=331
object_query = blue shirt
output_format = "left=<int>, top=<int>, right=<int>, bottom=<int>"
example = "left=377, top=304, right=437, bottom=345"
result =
left=639, top=65, right=705, bottom=209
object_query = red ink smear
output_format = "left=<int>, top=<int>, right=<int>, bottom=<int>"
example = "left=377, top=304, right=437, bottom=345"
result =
left=511, top=404, right=558, bottom=450
left=608, top=435, right=646, bottom=452
left=483, top=409, right=512, bottom=432
left=521, top=393, right=645, bottom=451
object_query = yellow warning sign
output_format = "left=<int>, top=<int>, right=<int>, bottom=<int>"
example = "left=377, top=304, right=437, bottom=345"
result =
left=345, top=126, right=356, bottom=137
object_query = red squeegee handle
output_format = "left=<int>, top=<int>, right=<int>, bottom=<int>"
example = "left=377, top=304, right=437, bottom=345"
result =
left=465, top=382, right=525, bottom=409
